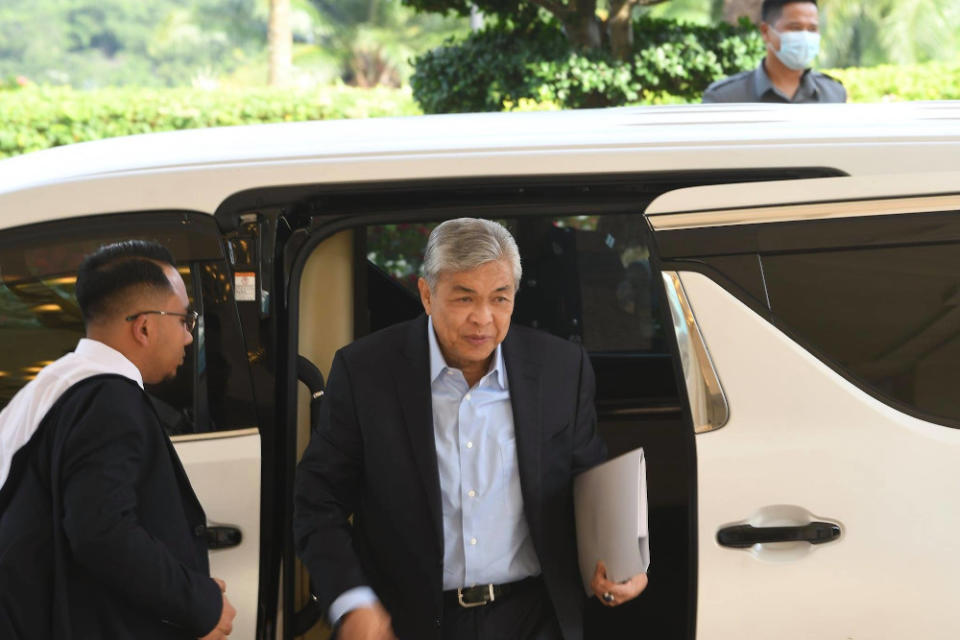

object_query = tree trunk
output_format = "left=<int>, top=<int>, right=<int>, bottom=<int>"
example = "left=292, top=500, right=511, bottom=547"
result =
left=559, top=0, right=603, bottom=51
left=470, top=5, right=484, bottom=32
left=723, top=0, right=763, bottom=24
left=710, top=0, right=725, bottom=22
left=268, top=0, right=292, bottom=87
left=607, top=0, right=634, bottom=61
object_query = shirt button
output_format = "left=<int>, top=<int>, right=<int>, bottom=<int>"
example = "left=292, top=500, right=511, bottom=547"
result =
left=466, top=441, right=473, bottom=449
left=470, top=537, right=477, bottom=545
left=464, top=393, right=472, bottom=401
left=468, top=490, right=476, bottom=498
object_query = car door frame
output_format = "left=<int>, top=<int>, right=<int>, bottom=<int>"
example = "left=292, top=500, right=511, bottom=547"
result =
left=645, top=173, right=960, bottom=638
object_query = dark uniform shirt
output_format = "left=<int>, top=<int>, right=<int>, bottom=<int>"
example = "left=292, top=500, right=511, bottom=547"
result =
left=702, top=61, right=846, bottom=104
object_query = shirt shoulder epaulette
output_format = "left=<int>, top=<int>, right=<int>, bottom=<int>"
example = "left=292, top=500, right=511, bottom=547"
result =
left=702, top=69, right=755, bottom=102
left=813, top=71, right=844, bottom=86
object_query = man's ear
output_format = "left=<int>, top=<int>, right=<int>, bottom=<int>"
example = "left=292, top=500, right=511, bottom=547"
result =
left=760, top=22, right=776, bottom=49
left=130, top=315, right=151, bottom=346
left=417, top=277, right=432, bottom=315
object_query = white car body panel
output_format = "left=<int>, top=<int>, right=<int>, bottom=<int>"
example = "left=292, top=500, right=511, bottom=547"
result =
left=680, top=271, right=960, bottom=638
left=173, top=431, right=261, bottom=640
left=2, top=103, right=960, bottom=229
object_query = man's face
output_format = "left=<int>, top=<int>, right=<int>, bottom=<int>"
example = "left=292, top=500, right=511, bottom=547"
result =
left=418, top=259, right=515, bottom=373
left=148, top=264, right=195, bottom=383
left=763, top=2, right=819, bottom=52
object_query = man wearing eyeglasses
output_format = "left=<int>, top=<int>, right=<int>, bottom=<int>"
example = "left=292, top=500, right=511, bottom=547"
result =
left=0, top=240, right=235, bottom=639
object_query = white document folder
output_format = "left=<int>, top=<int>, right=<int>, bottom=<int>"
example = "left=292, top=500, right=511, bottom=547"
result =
left=573, top=447, right=650, bottom=595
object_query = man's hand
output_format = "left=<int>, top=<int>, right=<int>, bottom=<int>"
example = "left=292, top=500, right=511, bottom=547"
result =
left=338, top=603, right=397, bottom=640
left=199, top=578, right=236, bottom=638
left=590, top=561, right=648, bottom=607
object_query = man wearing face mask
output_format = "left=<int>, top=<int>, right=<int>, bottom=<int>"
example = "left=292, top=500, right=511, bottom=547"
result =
left=702, top=0, right=846, bottom=104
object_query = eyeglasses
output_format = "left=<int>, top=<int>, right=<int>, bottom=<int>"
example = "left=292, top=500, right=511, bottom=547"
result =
left=125, top=310, right=199, bottom=332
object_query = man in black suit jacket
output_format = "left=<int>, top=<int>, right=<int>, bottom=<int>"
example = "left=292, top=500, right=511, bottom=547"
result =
left=294, top=219, right=647, bottom=640
left=0, top=241, right=235, bottom=639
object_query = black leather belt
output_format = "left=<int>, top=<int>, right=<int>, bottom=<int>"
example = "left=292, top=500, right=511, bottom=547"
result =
left=443, top=576, right=539, bottom=608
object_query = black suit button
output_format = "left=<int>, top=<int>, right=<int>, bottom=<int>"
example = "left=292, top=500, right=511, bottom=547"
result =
left=435, top=617, right=441, bottom=628
left=194, top=524, right=207, bottom=537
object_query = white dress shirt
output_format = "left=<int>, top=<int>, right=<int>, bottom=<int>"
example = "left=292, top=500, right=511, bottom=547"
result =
left=427, top=317, right=540, bottom=590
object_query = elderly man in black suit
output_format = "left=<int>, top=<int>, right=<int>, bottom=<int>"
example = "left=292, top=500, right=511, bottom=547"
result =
left=294, top=218, right=647, bottom=640
left=0, top=241, right=235, bottom=639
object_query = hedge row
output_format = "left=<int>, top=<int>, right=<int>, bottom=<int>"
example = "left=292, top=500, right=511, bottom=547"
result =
left=1, top=61, right=957, bottom=160
left=0, top=85, right=420, bottom=159
left=500, top=60, right=960, bottom=110
left=826, top=62, right=960, bottom=103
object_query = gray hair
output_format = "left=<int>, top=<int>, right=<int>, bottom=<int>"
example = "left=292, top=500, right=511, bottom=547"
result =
left=422, top=218, right=522, bottom=290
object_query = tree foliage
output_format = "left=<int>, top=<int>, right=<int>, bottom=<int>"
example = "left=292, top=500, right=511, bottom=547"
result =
left=411, top=15, right=764, bottom=112
left=300, top=0, right=469, bottom=87
left=0, top=0, right=468, bottom=89
left=819, top=0, right=960, bottom=68
left=0, top=0, right=265, bottom=88
left=402, top=0, right=675, bottom=60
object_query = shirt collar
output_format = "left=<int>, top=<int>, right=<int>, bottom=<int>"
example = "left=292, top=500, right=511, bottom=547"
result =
left=74, top=338, right=145, bottom=388
left=755, top=61, right=817, bottom=101
left=427, top=317, right=507, bottom=389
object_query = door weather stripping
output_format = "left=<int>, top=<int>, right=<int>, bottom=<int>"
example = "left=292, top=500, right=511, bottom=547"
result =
left=662, top=271, right=729, bottom=433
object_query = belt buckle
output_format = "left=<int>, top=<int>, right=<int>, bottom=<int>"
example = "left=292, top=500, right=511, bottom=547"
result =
left=457, top=584, right=495, bottom=608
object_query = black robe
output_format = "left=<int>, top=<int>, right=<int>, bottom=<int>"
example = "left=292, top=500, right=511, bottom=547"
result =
left=0, top=375, right=221, bottom=639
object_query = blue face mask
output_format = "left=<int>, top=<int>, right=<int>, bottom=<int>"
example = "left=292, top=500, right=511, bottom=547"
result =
left=771, top=29, right=820, bottom=70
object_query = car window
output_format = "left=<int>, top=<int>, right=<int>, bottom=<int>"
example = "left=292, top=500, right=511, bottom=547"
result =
left=0, top=213, right=257, bottom=434
left=763, top=241, right=960, bottom=425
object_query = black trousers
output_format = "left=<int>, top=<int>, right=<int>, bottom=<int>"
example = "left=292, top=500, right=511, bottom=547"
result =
left=441, top=578, right=563, bottom=640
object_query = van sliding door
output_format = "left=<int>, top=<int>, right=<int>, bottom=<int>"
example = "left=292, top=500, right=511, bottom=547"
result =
left=646, top=173, right=960, bottom=639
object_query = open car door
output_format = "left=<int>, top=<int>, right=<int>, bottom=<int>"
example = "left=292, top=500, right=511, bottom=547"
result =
left=646, top=172, right=960, bottom=638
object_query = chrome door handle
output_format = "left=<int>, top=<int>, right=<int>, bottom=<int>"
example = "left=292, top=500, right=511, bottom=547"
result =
left=717, top=521, right=841, bottom=548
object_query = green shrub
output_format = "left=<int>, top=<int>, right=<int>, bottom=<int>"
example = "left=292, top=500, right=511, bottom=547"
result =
left=0, top=85, right=420, bottom=159
left=411, top=16, right=765, bottom=113
left=826, top=62, right=960, bottom=102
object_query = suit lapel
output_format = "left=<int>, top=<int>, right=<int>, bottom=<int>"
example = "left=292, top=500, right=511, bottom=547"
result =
left=502, top=331, right=543, bottom=542
left=396, top=315, right=444, bottom=548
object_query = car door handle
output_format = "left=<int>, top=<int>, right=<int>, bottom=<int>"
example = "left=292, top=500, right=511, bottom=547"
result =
left=204, top=525, right=243, bottom=549
left=716, top=521, right=841, bottom=548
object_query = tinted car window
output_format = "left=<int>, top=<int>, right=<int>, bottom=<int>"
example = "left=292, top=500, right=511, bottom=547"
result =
left=0, top=213, right=256, bottom=433
left=763, top=242, right=960, bottom=425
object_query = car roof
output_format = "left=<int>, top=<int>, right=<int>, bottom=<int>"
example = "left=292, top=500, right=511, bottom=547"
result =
left=2, top=101, right=960, bottom=230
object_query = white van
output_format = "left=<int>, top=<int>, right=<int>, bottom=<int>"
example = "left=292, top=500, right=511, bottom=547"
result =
left=1, top=102, right=959, bottom=639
